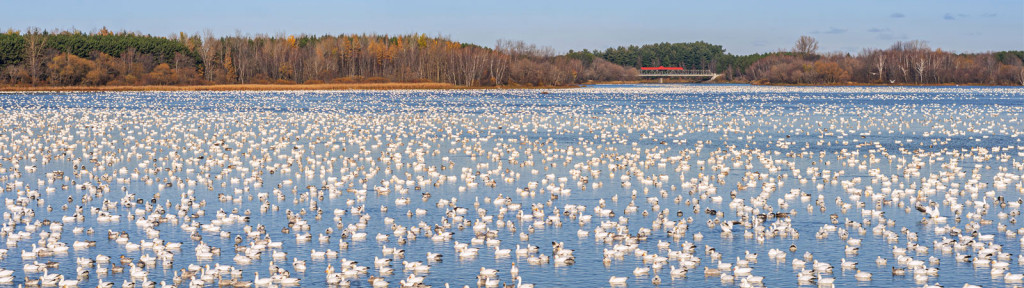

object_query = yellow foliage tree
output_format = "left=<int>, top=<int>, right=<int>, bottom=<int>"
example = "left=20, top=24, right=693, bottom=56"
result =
left=224, top=50, right=238, bottom=83
left=145, top=63, right=175, bottom=85
left=287, top=35, right=297, bottom=48
left=47, top=53, right=95, bottom=86
left=814, top=61, right=849, bottom=83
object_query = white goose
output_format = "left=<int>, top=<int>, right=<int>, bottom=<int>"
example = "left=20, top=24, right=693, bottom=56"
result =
left=253, top=272, right=273, bottom=287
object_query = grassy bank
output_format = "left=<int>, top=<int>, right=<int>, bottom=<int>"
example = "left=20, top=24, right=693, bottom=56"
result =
left=0, top=82, right=462, bottom=92
left=0, top=82, right=591, bottom=92
left=591, top=80, right=1020, bottom=86
left=7, top=81, right=1004, bottom=92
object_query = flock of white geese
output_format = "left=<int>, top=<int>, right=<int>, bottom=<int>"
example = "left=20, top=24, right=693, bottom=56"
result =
left=0, top=85, right=1021, bottom=287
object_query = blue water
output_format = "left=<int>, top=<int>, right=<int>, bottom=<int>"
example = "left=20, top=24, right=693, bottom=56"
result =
left=0, top=84, right=1022, bottom=287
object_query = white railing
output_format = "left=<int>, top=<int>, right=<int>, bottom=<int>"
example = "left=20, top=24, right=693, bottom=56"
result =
left=639, top=69, right=715, bottom=77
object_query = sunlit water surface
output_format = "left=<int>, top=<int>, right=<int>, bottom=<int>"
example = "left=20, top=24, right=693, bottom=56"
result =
left=0, top=84, right=1022, bottom=287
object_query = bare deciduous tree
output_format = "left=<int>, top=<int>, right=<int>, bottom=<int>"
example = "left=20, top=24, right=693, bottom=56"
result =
left=24, top=27, right=47, bottom=84
left=1018, top=67, right=1024, bottom=86
left=793, top=36, right=818, bottom=55
left=199, top=29, right=219, bottom=82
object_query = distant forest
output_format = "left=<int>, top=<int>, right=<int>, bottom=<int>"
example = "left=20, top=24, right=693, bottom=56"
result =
left=569, top=37, right=1024, bottom=85
left=0, top=28, right=633, bottom=87
left=0, top=28, right=1021, bottom=87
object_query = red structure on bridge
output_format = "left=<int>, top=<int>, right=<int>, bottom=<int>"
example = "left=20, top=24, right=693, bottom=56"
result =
left=639, top=67, right=715, bottom=77
left=640, top=66, right=688, bottom=71
left=638, top=67, right=718, bottom=82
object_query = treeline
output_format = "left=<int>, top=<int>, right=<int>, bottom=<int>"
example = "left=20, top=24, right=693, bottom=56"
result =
left=571, top=37, right=1024, bottom=85
left=746, top=40, right=1024, bottom=85
left=567, top=41, right=767, bottom=81
left=572, top=41, right=725, bottom=70
left=0, top=28, right=201, bottom=86
left=0, top=28, right=636, bottom=87
left=3, top=28, right=1020, bottom=87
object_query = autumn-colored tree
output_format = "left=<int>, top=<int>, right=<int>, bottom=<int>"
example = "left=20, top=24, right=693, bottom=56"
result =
left=172, top=52, right=197, bottom=84
left=84, top=52, right=118, bottom=85
left=287, top=35, right=296, bottom=48
left=1, top=65, right=29, bottom=84
left=813, top=60, right=848, bottom=83
left=223, top=48, right=237, bottom=83
left=144, top=63, right=174, bottom=85
left=47, top=53, right=94, bottom=86
left=4, top=28, right=1021, bottom=88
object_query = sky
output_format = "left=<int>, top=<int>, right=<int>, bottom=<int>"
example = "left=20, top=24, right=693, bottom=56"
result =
left=6, top=0, right=1022, bottom=55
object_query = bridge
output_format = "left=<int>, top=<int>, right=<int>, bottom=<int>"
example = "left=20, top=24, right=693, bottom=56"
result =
left=639, top=67, right=720, bottom=82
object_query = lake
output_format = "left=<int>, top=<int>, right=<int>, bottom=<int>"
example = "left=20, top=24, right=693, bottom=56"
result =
left=0, top=84, right=1022, bottom=287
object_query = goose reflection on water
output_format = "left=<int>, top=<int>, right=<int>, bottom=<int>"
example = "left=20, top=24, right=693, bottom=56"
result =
left=0, top=85, right=1020, bottom=287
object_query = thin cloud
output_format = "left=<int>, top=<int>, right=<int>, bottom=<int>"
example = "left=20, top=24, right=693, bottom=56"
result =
left=890, top=13, right=905, bottom=18
left=813, top=27, right=848, bottom=34
left=980, top=13, right=997, bottom=18
left=944, top=13, right=956, bottom=20
left=878, top=33, right=908, bottom=41
left=867, top=27, right=890, bottom=33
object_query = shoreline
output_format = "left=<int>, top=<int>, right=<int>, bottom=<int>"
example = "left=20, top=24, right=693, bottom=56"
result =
left=1, top=81, right=1016, bottom=92
left=628, top=80, right=1021, bottom=87
left=746, top=81, right=1020, bottom=87
left=0, top=82, right=583, bottom=92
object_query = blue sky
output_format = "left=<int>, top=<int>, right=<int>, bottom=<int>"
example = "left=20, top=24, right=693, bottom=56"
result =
left=6, top=0, right=1022, bottom=55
